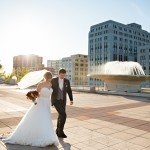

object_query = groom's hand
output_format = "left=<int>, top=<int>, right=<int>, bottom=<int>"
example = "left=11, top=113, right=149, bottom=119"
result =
left=70, top=101, right=73, bottom=105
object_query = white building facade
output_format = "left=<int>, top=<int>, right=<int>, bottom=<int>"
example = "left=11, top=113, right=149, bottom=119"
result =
left=137, top=44, right=150, bottom=75
left=47, top=60, right=62, bottom=76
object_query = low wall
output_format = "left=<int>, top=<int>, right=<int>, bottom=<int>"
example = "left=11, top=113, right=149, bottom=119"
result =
left=71, top=85, right=150, bottom=98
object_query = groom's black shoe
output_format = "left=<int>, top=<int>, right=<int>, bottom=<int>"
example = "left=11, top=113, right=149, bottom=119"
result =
left=62, top=133, right=67, bottom=138
left=57, top=133, right=67, bottom=138
left=57, top=134, right=67, bottom=138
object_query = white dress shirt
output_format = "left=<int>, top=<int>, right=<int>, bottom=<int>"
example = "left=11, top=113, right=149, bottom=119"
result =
left=59, top=78, right=64, bottom=91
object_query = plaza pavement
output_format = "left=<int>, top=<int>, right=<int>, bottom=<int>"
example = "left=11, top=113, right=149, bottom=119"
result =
left=0, top=85, right=150, bottom=150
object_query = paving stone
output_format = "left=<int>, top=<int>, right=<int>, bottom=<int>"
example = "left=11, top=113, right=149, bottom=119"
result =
left=0, top=86, right=150, bottom=150
left=111, top=141, right=144, bottom=150
left=128, top=137, right=150, bottom=147
left=110, top=132, right=136, bottom=141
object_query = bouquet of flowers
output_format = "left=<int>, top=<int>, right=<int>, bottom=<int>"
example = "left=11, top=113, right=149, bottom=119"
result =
left=26, top=90, right=39, bottom=105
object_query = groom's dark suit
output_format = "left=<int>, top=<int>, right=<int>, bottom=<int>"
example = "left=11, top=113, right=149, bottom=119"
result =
left=51, top=77, right=73, bottom=135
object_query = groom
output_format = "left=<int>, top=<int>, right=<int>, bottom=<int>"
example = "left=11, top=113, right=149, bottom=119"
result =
left=51, top=68, right=73, bottom=138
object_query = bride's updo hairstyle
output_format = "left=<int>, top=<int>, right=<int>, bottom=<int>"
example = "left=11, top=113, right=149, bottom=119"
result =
left=44, top=71, right=52, bottom=80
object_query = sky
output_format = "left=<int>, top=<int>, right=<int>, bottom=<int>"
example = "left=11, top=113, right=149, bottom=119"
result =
left=0, top=0, right=150, bottom=73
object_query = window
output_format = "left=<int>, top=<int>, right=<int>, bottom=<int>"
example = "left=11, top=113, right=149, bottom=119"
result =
left=119, top=26, right=122, bottom=30
left=114, top=36, right=117, bottom=40
left=104, top=36, right=107, bottom=40
left=113, top=54, right=117, bottom=61
left=119, top=32, right=123, bottom=36
left=125, top=39, right=128, bottom=43
left=124, top=56, right=128, bottom=61
left=130, top=40, right=132, bottom=44
left=114, top=30, right=117, bottom=34
left=119, top=55, right=122, bottom=61
left=105, top=24, right=108, bottom=28
left=113, top=24, right=117, bottom=28
left=75, top=63, right=78, bottom=66
left=124, top=28, right=127, bottom=31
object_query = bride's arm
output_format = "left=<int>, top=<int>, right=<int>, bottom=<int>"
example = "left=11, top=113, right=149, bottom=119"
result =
left=36, top=83, right=42, bottom=93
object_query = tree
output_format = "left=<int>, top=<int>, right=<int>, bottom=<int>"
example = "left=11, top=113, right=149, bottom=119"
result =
left=4, top=73, right=14, bottom=84
left=14, top=68, right=29, bottom=81
left=0, top=64, right=4, bottom=76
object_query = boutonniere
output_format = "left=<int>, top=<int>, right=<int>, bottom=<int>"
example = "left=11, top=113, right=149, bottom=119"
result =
left=64, top=82, right=68, bottom=88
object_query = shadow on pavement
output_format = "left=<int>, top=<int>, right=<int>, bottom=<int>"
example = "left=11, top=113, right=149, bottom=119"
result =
left=3, top=143, right=59, bottom=150
left=59, top=138, right=71, bottom=150
left=1, top=139, right=71, bottom=150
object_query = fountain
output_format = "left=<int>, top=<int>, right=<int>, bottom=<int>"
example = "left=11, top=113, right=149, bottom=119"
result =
left=88, top=61, right=150, bottom=93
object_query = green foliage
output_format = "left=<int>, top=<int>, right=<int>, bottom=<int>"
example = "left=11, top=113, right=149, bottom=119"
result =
left=4, top=73, right=14, bottom=84
left=0, top=72, right=5, bottom=77
left=14, top=68, right=29, bottom=81
left=0, top=67, right=29, bottom=84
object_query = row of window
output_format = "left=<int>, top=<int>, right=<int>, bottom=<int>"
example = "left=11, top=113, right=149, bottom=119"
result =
left=140, top=55, right=150, bottom=60
left=74, top=63, right=88, bottom=67
left=90, top=44, right=138, bottom=53
left=90, top=30, right=150, bottom=42
left=113, top=30, right=150, bottom=42
left=113, top=24, right=149, bottom=38
left=113, top=54, right=128, bottom=61
left=74, top=68, right=88, bottom=71
left=140, top=49, right=150, bottom=53
left=90, top=38, right=149, bottom=46
left=74, top=77, right=87, bottom=80
left=75, top=59, right=88, bottom=62
left=113, top=36, right=145, bottom=45
left=89, top=30, right=108, bottom=37
left=89, top=54, right=139, bottom=62
left=91, top=23, right=149, bottom=38
left=75, top=72, right=87, bottom=75
left=90, top=24, right=109, bottom=32
left=142, top=66, right=150, bottom=70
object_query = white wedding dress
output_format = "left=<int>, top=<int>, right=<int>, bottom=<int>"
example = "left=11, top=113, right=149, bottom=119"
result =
left=2, top=87, right=59, bottom=147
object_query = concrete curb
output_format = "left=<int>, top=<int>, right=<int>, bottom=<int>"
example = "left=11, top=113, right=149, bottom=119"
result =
left=72, top=89, right=150, bottom=99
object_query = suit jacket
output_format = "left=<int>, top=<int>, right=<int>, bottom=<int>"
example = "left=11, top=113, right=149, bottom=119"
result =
left=51, top=77, right=73, bottom=106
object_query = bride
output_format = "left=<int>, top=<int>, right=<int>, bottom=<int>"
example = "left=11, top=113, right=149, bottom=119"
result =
left=2, top=71, right=59, bottom=147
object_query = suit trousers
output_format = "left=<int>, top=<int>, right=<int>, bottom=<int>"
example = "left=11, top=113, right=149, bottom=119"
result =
left=53, top=99, right=66, bottom=134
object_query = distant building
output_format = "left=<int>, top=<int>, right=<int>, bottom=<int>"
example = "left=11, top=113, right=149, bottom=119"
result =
left=88, top=20, right=150, bottom=85
left=61, top=57, right=72, bottom=81
left=137, top=44, right=150, bottom=75
left=13, top=54, right=44, bottom=71
left=62, top=54, right=88, bottom=85
left=47, top=60, right=62, bottom=76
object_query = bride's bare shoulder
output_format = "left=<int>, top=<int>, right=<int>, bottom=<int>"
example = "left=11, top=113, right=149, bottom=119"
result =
left=37, top=82, right=45, bottom=92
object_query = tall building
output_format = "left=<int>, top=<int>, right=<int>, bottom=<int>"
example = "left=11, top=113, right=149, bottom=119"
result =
left=137, top=44, right=150, bottom=75
left=88, top=20, right=150, bottom=85
left=47, top=60, right=62, bottom=76
left=61, top=54, right=88, bottom=85
left=61, top=57, right=72, bottom=81
left=13, top=54, right=43, bottom=71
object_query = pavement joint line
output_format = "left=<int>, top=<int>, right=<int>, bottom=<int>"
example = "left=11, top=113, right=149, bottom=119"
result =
left=0, top=85, right=150, bottom=149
